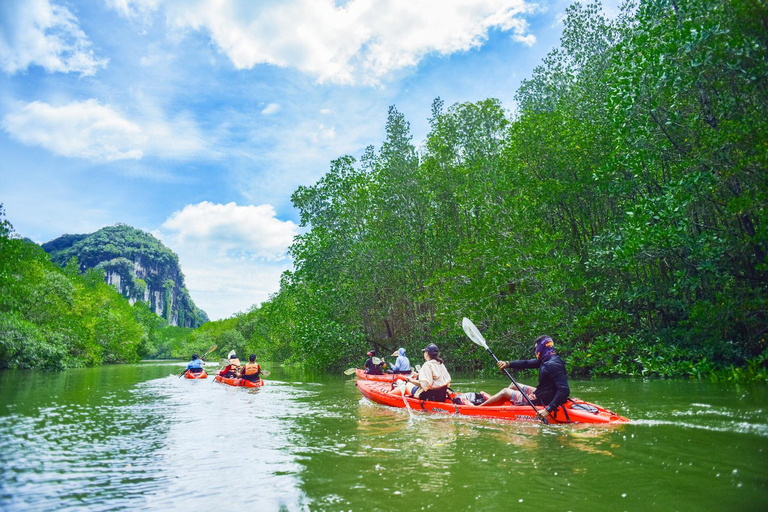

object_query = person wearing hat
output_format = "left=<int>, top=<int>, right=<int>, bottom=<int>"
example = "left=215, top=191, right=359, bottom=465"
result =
left=364, top=350, right=384, bottom=375
left=478, top=335, right=570, bottom=421
left=217, top=350, right=242, bottom=378
left=389, top=343, right=451, bottom=402
left=240, top=354, right=261, bottom=382
left=386, top=347, right=411, bottom=374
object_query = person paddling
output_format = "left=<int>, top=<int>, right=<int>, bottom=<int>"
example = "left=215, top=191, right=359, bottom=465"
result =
left=186, top=353, right=205, bottom=375
left=218, top=350, right=241, bottom=378
left=479, top=336, right=570, bottom=422
left=241, top=354, right=262, bottom=382
left=364, top=350, right=384, bottom=375
left=386, top=347, right=411, bottom=374
left=389, top=343, right=451, bottom=402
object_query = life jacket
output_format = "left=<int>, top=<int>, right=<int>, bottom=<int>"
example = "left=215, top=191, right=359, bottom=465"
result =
left=243, top=363, right=260, bottom=376
left=228, top=358, right=241, bottom=367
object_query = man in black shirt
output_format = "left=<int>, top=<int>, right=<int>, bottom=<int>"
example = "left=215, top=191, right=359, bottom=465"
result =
left=479, top=335, right=570, bottom=422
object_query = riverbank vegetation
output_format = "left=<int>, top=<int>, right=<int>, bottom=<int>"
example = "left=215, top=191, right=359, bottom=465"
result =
left=188, top=0, right=767, bottom=382
left=0, top=208, right=188, bottom=369
left=2, top=0, right=766, bottom=381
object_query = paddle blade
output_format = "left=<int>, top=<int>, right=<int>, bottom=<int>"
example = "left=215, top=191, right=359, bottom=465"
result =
left=372, top=357, right=383, bottom=365
left=204, top=344, right=218, bottom=357
left=260, top=370, right=271, bottom=377
left=414, top=365, right=421, bottom=373
left=462, top=317, right=489, bottom=350
left=343, top=368, right=358, bottom=375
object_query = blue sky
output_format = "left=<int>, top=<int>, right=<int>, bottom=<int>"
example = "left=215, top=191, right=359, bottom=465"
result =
left=0, top=0, right=620, bottom=320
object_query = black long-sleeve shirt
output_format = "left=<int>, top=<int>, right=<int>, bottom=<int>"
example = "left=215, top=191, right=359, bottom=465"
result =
left=507, top=354, right=570, bottom=412
left=364, top=357, right=383, bottom=375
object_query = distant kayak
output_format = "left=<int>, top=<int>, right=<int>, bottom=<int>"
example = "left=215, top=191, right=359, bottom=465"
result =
left=356, top=380, right=629, bottom=424
left=215, top=374, right=265, bottom=388
left=184, top=370, right=208, bottom=379
left=355, top=368, right=411, bottom=382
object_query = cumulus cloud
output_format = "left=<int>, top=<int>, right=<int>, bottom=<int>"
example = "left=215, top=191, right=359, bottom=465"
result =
left=161, top=201, right=298, bottom=260
left=2, top=99, right=208, bottom=162
left=0, top=0, right=108, bottom=75
left=2, top=100, right=145, bottom=161
left=109, top=0, right=537, bottom=85
left=157, top=201, right=299, bottom=319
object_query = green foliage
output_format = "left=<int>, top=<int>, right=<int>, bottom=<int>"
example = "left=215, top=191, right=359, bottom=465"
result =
left=43, top=224, right=208, bottom=328
left=215, top=0, right=767, bottom=379
left=0, top=204, right=197, bottom=369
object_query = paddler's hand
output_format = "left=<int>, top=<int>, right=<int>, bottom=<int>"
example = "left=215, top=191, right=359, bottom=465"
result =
left=536, top=408, right=550, bottom=421
left=496, top=361, right=510, bottom=371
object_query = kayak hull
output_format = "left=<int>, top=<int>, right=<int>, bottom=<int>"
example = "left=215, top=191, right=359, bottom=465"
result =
left=356, top=380, right=629, bottom=424
left=184, top=370, right=208, bottom=379
left=215, top=374, right=264, bottom=388
left=355, top=368, right=411, bottom=382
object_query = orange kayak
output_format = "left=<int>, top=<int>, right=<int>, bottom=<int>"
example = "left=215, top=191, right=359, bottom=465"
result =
left=215, top=374, right=265, bottom=388
left=356, top=380, right=629, bottom=424
left=184, top=370, right=208, bottom=379
left=355, top=368, right=412, bottom=382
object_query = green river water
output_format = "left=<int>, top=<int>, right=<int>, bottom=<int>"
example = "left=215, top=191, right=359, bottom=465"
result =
left=0, top=361, right=766, bottom=511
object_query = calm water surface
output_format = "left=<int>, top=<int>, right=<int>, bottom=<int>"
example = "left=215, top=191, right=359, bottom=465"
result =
left=0, top=362, right=766, bottom=511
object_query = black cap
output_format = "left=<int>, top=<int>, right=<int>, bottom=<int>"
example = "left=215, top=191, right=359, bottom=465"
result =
left=249, top=354, right=256, bottom=361
left=422, top=343, right=439, bottom=357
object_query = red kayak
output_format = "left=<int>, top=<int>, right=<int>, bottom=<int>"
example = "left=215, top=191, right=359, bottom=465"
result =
left=184, top=370, right=208, bottom=379
left=215, top=374, right=265, bottom=388
left=355, top=368, right=412, bottom=382
left=356, top=380, right=629, bottom=424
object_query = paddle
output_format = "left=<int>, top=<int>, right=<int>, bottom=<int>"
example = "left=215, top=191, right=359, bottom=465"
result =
left=461, top=317, right=548, bottom=424
left=344, top=356, right=385, bottom=375
left=179, top=344, right=218, bottom=378
left=396, top=378, right=414, bottom=419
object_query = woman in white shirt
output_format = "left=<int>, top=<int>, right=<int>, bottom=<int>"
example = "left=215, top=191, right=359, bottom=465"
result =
left=389, top=343, right=451, bottom=402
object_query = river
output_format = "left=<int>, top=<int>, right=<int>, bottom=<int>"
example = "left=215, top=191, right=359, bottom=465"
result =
left=0, top=362, right=766, bottom=511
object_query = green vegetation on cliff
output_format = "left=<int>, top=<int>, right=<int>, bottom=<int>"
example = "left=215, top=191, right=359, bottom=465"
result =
left=44, top=224, right=208, bottom=328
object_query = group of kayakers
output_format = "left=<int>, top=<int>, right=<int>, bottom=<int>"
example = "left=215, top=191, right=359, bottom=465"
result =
left=217, top=350, right=263, bottom=382
left=189, top=332, right=570, bottom=421
left=364, top=347, right=413, bottom=375
left=186, top=350, right=263, bottom=382
left=363, top=335, right=570, bottom=422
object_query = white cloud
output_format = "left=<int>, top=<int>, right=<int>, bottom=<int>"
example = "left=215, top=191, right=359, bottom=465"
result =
left=161, top=201, right=298, bottom=260
left=261, top=102, right=281, bottom=115
left=312, top=124, right=336, bottom=143
left=157, top=201, right=299, bottom=320
left=2, top=99, right=209, bottom=162
left=0, top=0, right=108, bottom=75
left=2, top=99, right=145, bottom=161
left=111, top=0, right=537, bottom=85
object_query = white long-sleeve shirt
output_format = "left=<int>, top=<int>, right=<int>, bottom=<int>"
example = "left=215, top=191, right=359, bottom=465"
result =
left=417, top=359, right=451, bottom=391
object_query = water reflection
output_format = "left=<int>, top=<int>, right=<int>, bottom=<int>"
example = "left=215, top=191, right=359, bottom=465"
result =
left=1, top=367, right=767, bottom=511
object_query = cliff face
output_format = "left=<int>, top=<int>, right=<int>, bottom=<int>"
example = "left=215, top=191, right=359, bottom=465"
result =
left=42, top=224, right=208, bottom=328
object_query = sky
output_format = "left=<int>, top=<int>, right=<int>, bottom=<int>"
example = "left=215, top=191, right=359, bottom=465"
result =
left=0, top=0, right=621, bottom=321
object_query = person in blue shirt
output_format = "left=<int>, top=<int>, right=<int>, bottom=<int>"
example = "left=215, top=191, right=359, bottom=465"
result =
left=387, top=347, right=411, bottom=374
left=186, top=354, right=204, bottom=374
